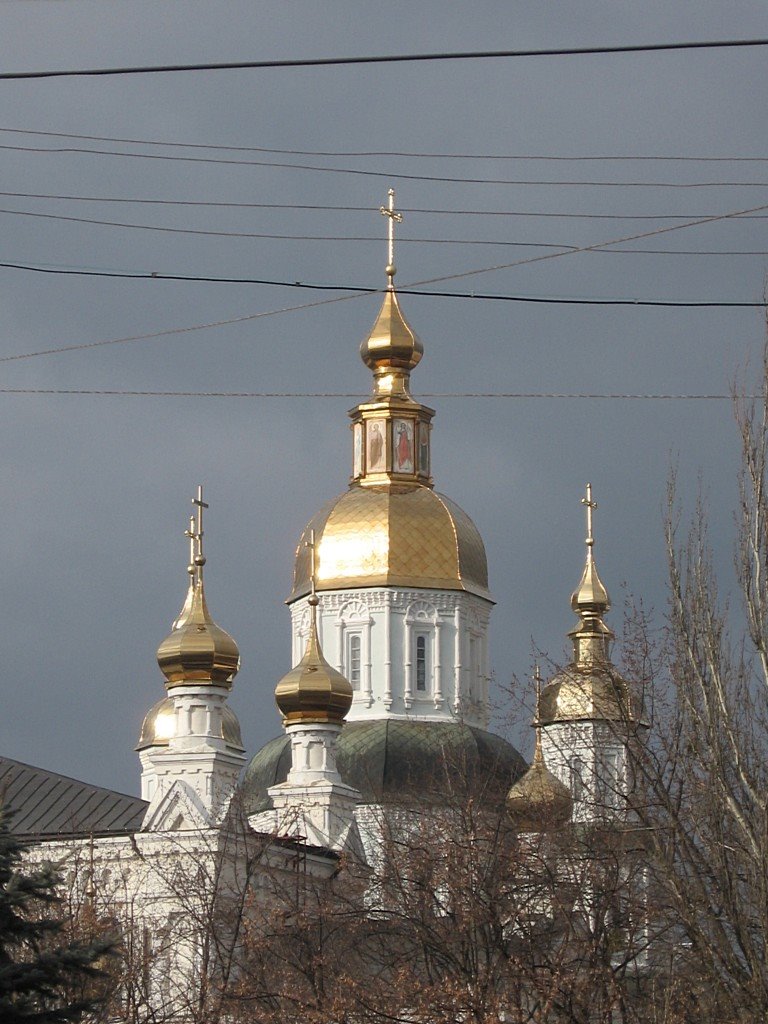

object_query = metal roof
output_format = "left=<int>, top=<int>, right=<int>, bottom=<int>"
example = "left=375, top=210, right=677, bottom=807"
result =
left=0, top=756, right=147, bottom=838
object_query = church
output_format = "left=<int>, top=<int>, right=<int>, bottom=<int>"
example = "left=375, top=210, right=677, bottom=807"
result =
left=0, top=190, right=645, bottom=1017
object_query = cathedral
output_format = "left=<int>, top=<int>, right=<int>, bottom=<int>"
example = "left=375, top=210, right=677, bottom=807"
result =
left=0, top=191, right=645, bottom=1017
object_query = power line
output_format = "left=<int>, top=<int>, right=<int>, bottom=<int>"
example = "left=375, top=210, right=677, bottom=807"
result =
left=3, top=198, right=765, bottom=365
left=1, top=205, right=765, bottom=254
left=1, top=190, right=766, bottom=220
left=0, top=260, right=763, bottom=307
left=1, top=38, right=768, bottom=80
left=3, top=141, right=768, bottom=187
left=0, top=388, right=749, bottom=400
left=2, top=126, right=768, bottom=163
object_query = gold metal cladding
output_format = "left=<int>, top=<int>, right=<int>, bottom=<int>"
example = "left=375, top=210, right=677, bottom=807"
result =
left=136, top=695, right=244, bottom=751
left=538, top=667, right=639, bottom=725
left=506, top=665, right=573, bottom=830
left=360, top=288, right=424, bottom=381
left=290, top=484, right=490, bottom=602
left=156, top=487, right=241, bottom=688
left=274, top=601, right=353, bottom=725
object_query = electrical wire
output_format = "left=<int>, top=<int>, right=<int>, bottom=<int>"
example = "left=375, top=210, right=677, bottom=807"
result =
left=2, top=198, right=765, bottom=365
left=2, top=126, right=768, bottom=163
left=0, top=260, right=763, bottom=307
left=1, top=38, right=768, bottom=79
left=3, top=141, right=768, bottom=187
left=0, top=388, right=751, bottom=400
left=1, top=205, right=764, bottom=254
left=1, top=190, right=766, bottom=220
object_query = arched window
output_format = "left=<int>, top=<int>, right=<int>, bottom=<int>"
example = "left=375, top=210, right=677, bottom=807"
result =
left=415, top=633, right=429, bottom=692
left=347, top=632, right=362, bottom=690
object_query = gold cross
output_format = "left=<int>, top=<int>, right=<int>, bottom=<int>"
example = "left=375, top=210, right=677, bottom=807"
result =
left=184, top=514, right=197, bottom=578
left=380, top=187, right=403, bottom=285
left=581, top=482, right=597, bottom=549
left=306, top=528, right=318, bottom=600
left=191, top=484, right=208, bottom=569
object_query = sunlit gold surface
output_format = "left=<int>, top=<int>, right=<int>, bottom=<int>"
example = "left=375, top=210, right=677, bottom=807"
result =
left=275, top=600, right=353, bottom=725
left=360, top=289, right=423, bottom=385
left=290, top=484, right=490, bottom=602
left=136, top=696, right=244, bottom=751
left=157, top=580, right=240, bottom=687
left=540, top=666, right=638, bottom=724
left=506, top=744, right=572, bottom=832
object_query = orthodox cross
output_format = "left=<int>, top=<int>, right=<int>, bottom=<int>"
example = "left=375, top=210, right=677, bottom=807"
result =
left=306, top=528, right=318, bottom=602
left=380, top=187, right=402, bottom=286
left=581, top=482, right=597, bottom=551
left=190, top=484, right=208, bottom=577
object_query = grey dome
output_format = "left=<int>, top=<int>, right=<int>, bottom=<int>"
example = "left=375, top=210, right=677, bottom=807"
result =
left=242, top=719, right=525, bottom=813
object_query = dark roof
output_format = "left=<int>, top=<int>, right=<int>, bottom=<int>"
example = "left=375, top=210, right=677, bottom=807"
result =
left=243, top=719, right=526, bottom=813
left=0, top=756, right=147, bottom=839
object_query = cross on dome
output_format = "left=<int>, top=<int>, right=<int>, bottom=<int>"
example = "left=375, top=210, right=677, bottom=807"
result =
left=379, top=187, right=402, bottom=286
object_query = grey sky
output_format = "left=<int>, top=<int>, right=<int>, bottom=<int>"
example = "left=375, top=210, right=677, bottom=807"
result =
left=0, top=1, right=765, bottom=795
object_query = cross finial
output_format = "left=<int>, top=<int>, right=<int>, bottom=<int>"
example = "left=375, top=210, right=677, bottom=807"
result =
left=379, top=187, right=403, bottom=287
left=581, top=482, right=597, bottom=552
left=190, top=484, right=208, bottom=578
left=533, top=662, right=544, bottom=759
left=306, top=529, right=318, bottom=605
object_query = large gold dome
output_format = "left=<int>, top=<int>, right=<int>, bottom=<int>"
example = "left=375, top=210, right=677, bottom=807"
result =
left=290, top=483, right=490, bottom=602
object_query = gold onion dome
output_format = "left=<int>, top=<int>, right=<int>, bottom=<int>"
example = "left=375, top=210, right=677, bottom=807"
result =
left=506, top=737, right=573, bottom=832
left=539, top=485, right=640, bottom=726
left=360, top=288, right=423, bottom=383
left=275, top=595, right=353, bottom=725
left=137, top=695, right=244, bottom=751
left=156, top=490, right=240, bottom=689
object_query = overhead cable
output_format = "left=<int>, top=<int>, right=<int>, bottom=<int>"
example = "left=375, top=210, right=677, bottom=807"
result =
left=0, top=260, right=764, bottom=306
left=2, top=190, right=766, bottom=220
left=2, top=197, right=765, bottom=365
left=2, top=142, right=768, bottom=187
left=1, top=205, right=765, bottom=253
left=1, top=38, right=768, bottom=80
left=2, top=126, right=768, bottom=162
left=0, top=388, right=750, bottom=400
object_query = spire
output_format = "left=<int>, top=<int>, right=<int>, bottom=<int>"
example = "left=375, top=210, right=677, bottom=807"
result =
left=506, top=665, right=572, bottom=832
left=351, top=190, right=433, bottom=487
left=275, top=531, right=353, bottom=724
left=360, top=188, right=424, bottom=400
left=569, top=483, right=613, bottom=665
left=156, top=486, right=240, bottom=688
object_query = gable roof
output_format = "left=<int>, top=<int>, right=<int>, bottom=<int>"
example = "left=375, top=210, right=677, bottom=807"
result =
left=0, top=756, right=147, bottom=839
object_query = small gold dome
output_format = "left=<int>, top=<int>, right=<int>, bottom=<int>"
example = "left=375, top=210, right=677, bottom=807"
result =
left=360, top=289, right=423, bottom=376
left=137, top=696, right=244, bottom=751
left=275, top=598, right=353, bottom=725
left=290, top=484, right=490, bottom=602
left=157, top=579, right=240, bottom=688
left=571, top=556, right=610, bottom=616
left=539, top=665, right=638, bottom=725
left=506, top=743, right=573, bottom=832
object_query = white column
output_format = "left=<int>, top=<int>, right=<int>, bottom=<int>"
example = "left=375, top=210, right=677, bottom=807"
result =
left=364, top=620, right=373, bottom=707
left=404, top=619, right=413, bottom=709
left=384, top=600, right=393, bottom=709
left=433, top=620, right=443, bottom=708
left=454, top=606, right=463, bottom=712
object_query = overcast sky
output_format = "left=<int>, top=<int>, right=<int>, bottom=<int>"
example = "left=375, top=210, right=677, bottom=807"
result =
left=0, top=2, right=765, bottom=796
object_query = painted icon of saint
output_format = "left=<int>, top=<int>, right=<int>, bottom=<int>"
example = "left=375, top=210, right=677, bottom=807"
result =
left=394, top=419, right=414, bottom=473
left=368, top=421, right=385, bottom=471
left=353, top=423, right=362, bottom=476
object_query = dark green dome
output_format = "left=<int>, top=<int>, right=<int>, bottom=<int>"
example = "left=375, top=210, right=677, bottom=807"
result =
left=242, top=719, right=526, bottom=813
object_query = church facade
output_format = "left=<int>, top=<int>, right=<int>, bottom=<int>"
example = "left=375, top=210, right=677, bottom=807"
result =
left=5, top=192, right=646, bottom=1020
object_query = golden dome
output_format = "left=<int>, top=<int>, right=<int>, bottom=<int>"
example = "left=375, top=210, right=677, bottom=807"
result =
left=275, top=597, right=353, bottom=725
left=290, top=483, right=490, bottom=602
left=506, top=741, right=573, bottom=832
left=157, top=578, right=240, bottom=688
left=360, top=288, right=423, bottom=379
left=137, top=696, right=244, bottom=751
left=539, top=665, right=638, bottom=725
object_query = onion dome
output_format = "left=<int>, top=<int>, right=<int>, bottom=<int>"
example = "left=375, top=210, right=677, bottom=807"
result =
left=290, top=486, right=489, bottom=601
left=507, top=671, right=573, bottom=832
left=156, top=490, right=240, bottom=689
left=506, top=738, right=572, bottom=832
left=275, top=595, right=353, bottom=725
left=137, top=696, right=244, bottom=751
left=244, top=720, right=525, bottom=811
left=539, top=485, right=643, bottom=726
left=360, top=288, right=423, bottom=394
